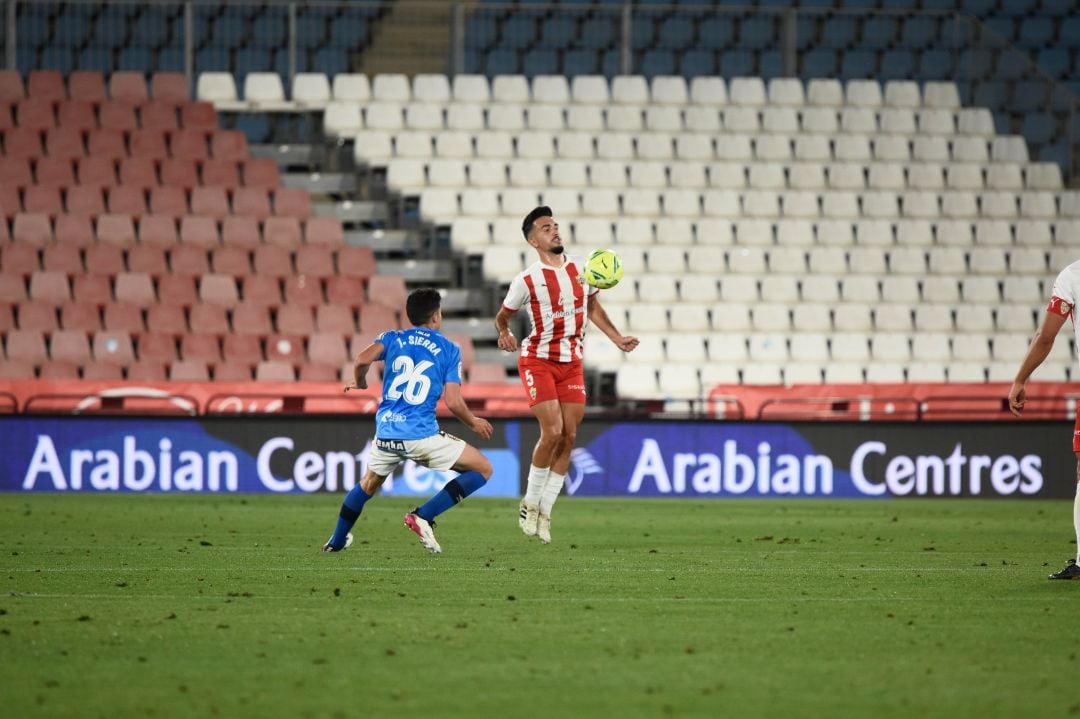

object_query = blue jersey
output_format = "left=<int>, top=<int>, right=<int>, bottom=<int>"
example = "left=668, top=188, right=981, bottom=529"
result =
left=372, top=327, right=463, bottom=440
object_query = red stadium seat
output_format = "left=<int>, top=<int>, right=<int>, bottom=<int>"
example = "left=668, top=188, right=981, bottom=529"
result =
left=0, top=70, right=25, bottom=102
left=201, top=159, right=240, bottom=189
left=38, top=360, right=79, bottom=379
left=126, top=361, right=167, bottom=381
left=264, top=335, right=304, bottom=365
left=170, top=129, right=209, bottom=162
left=469, top=362, right=508, bottom=383
left=107, top=186, right=148, bottom=217
left=169, top=359, right=210, bottom=381
left=145, top=304, right=187, bottom=335
left=126, top=245, right=168, bottom=276
left=307, top=332, right=349, bottom=365
left=92, top=330, right=136, bottom=365
left=45, top=128, right=86, bottom=160
left=209, top=130, right=248, bottom=161
left=16, top=98, right=56, bottom=130
left=113, top=272, right=156, bottom=305
left=87, top=128, right=127, bottom=160
left=84, top=243, right=125, bottom=275
left=1, top=242, right=40, bottom=275
left=216, top=360, right=254, bottom=381
left=148, top=187, right=188, bottom=217
left=273, top=188, right=312, bottom=220
left=137, top=214, right=179, bottom=247
left=77, top=157, right=118, bottom=188
left=82, top=362, right=122, bottom=380
left=0, top=274, right=28, bottom=303
left=119, top=157, right=159, bottom=189
left=179, top=215, right=220, bottom=247
left=160, top=159, right=198, bottom=190
left=151, top=73, right=188, bottom=103
left=98, top=100, right=138, bottom=132
left=96, top=214, right=136, bottom=246
left=54, top=214, right=94, bottom=246
left=0, top=103, right=11, bottom=130
left=221, top=216, right=261, bottom=249
left=42, top=243, right=83, bottom=274
left=304, top=217, right=345, bottom=247
left=358, top=303, right=400, bottom=333
left=230, top=302, right=273, bottom=336
left=242, top=158, right=280, bottom=188
left=50, top=329, right=92, bottom=364
left=366, top=275, right=407, bottom=311
left=129, top=129, right=169, bottom=160
left=59, top=301, right=101, bottom=333
left=222, top=334, right=263, bottom=365
left=0, top=186, right=23, bottom=220
left=24, top=186, right=63, bottom=216
left=27, top=70, right=64, bottom=100
left=156, top=275, right=198, bottom=307
left=325, top=276, right=365, bottom=309
left=300, top=363, right=339, bottom=382
left=34, top=157, right=74, bottom=188
left=170, top=245, right=211, bottom=277
left=5, top=329, right=47, bottom=363
left=263, top=216, right=302, bottom=248
left=315, top=305, right=356, bottom=335
left=138, top=101, right=178, bottom=131
left=68, top=71, right=106, bottom=103
left=282, top=276, right=323, bottom=307
left=4, top=127, right=45, bottom=160
left=109, top=72, right=148, bottom=104
left=0, top=157, right=33, bottom=188
left=57, top=100, right=97, bottom=131
left=188, top=304, right=229, bottom=335
left=65, top=186, right=104, bottom=217
left=72, top=274, right=112, bottom=306
left=240, top=276, right=282, bottom=307
left=180, top=334, right=221, bottom=362
left=17, top=300, right=58, bottom=331
left=180, top=102, right=218, bottom=131
left=337, top=246, right=376, bottom=280
left=28, top=268, right=70, bottom=302
left=103, top=302, right=145, bottom=333
left=295, top=245, right=335, bottom=278
left=252, top=245, right=293, bottom=278
left=231, top=187, right=270, bottom=219
left=13, top=213, right=53, bottom=246
left=275, top=305, right=315, bottom=335
left=190, top=186, right=229, bottom=219
left=139, top=333, right=181, bottom=363
left=198, top=273, right=239, bottom=306
left=0, top=303, right=13, bottom=333
left=210, top=245, right=251, bottom=276
left=0, top=360, right=36, bottom=379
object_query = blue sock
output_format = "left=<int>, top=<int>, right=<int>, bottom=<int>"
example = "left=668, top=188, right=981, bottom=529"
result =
left=329, top=484, right=372, bottom=549
left=416, top=471, right=487, bottom=522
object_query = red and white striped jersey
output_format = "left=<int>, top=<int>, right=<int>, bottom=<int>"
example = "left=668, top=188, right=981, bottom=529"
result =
left=1049, top=260, right=1080, bottom=370
left=502, top=254, right=599, bottom=362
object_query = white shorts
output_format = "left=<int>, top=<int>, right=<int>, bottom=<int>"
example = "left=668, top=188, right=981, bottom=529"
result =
left=367, top=431, right=467, bottom=477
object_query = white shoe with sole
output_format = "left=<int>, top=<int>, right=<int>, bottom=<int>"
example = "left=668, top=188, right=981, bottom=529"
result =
left=321, top=532, right=353, bottom=553
left=519, top=502, right=539, bottom=537
left=404, top=512, right=442, bottom=554
left=537, top=513, right=551, bottom=544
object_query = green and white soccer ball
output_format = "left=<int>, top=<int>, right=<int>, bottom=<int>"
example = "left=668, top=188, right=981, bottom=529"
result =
left=583, top=249, right=624, bottom=290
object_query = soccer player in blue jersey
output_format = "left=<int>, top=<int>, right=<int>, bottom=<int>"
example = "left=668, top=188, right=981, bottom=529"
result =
left=322, top=288, right=494, bottom=554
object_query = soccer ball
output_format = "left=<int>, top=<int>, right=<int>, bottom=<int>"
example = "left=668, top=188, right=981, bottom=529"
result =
left=583, top=249, right=623, bottom=290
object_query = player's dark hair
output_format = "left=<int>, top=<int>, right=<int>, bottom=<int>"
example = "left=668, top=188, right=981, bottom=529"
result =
left=406, top=287, right=442, bottom=326
left=522, top=206, right=553, bottom=240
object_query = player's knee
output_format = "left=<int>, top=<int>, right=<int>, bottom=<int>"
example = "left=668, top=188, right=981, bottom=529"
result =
left=561, top=427, right=577, bottom=447
left=476, top=454, right=493, bottom=480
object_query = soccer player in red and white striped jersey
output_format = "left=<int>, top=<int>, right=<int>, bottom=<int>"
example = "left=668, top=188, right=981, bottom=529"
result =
left=495, top=207, right=638, bottom=543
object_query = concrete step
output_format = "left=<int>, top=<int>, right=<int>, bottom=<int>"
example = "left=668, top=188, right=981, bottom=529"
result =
left=441, top=316, right=499, bottom=342
left=345, top=228, right=419, bottom=253
left=250, top=143, right=319, bottom=167
left=315, top=201, right=389, bottom=223
left=282, top=172, right=357, bottom=193
left=378, top=258, right=455, bottom=283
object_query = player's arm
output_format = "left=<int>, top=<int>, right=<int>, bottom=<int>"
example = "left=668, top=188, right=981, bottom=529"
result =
left=442, top=382, right=493, bottom=439
left=344, top=341, right=384, bottom=392
left=495, top=306, right=519, bottom=352
left=587, top=292, right=639, bottom=353
left=1009, top=305, right=1068, bottom=416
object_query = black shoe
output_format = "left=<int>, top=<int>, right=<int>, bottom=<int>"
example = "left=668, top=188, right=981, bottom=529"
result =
left=1048, top=559, right=1080, bottom=580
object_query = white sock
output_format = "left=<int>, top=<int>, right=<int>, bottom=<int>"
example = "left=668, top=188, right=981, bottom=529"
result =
left=524, top=464, right=549, bottom=507
left=539, top=472, right=566, bottom=516
left=1073, top=483, right=1080, bottom=563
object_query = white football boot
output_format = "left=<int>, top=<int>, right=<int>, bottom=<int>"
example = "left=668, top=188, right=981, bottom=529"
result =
left=518, top=501, right=539, bottom=537
left=404, top=512, right=442, bottom=554
left=537, top=513, right=551, bottom=544
left=321, top=532, right=353, bottom=553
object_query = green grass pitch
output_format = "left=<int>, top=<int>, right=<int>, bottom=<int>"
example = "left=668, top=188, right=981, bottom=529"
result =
left=1, top=494, right=1076, bottom=718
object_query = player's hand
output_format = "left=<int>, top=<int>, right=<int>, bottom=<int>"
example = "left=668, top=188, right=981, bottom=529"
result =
left=615, top=335, right=639, bottom=353
left=1008, top=382, right=1026, bottom=417
left=498, top=330, right=518, bottom=353
left=343, top=375, right=368, bottom=393
left=471, top=417, right=494, bottom=440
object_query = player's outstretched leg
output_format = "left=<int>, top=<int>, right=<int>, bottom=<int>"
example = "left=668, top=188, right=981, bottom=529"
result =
left=404, top=511, right=442, bottom=554
left=1049, top=559, right=1080, bottom=579
left=322, top=484, right=373, bottom=552
left=404, top=446, right=491, bottom=553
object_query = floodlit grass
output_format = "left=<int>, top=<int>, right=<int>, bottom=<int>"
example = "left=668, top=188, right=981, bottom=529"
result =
left=0, top=494, right=1076, bottom=718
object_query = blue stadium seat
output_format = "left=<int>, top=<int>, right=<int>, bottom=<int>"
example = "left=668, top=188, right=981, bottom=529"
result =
left=900, top=16, right=939, bottom=49
left=79, top=46, right=113, bottom=72
left=156, top=47, right=186, bottom=73
left=16, top=46, right=36, bottom=74
left=820, top=17, right=857, bottom=49
left=546, top=16, right=579, bottom=49
left=983, top=17, right=1016, bottom=43
left=879, top=49, right=915, bottom=80
left=1019, top=16, right=1055, bottom=48
left=132, top=9, right=172, bottom=48
left=697, top=16, right=735, bottom=51
left=252, top=13, right=288, bottom=48
left=802, top=49, right=838, bottom=78
left=462, top=49, right=483, bottom=75
left=994, top=52, right=1031, bottom=81
left=1036, top=48, right=1070, bottom=79
left=759, top=50, right=783, bottom=80
left=641, top=49, right=677, bottom=78
left=941, top=16, right=978, bottom=46
left=631, top=16, right=656, bottom=52
left=231, top=113, right=271, bottom=145
left=309, top=48, right=347, bottom=77
left=297, top=17, right=329, bottom=49
left=1038, top=142, right=1068, bottom=169
left=718, top=49, right=755, bottom=78
left=973, top=80, right=1008, bottom=109
left=917, top=49, right=954, bottom=81
left=841, top=49, right=878, bottom=79
left=601, top=49, right=622, bottom=77
left=1022, top=113, right=1058, bottom=146
left=996, top=0, right=1039, bottom=16
left=16, top=15, right=51, bottom=47
left=840, top=0, right=882, bottom=7
left=860, top=16, right=898, bottom=50
left=236, top=47, right=274, bottom=74
left=961, top=0, right=997, bottom=12
left=1061, top=18, right=1080, bottom=48
left=523, top=48, right=559, bottom=77
left=957, top=48, right=994, bottom=79
left=920, top=0, right=960, bottom=9
left=331, top=17, right=368, bottom=48
left=739, top=16, right=777, bottom=50
left=659, top=16, right=696, bottom=51
left=40, top=44, right=76, bottom=74
left=564, top=50, right=599, bottom=76
left=580, top=18, right=617, bottom=50
left=680, top=49, right=716, bottom=77
left=485, top=49, right=520, bottom=76
left=466, top=15, right=499, bottom=49
left=1013, top=82, right=1050, bottom=112
left=992, top=111, right=1012, bottom=135
left=1037, top=0, right=1075, bottom=16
